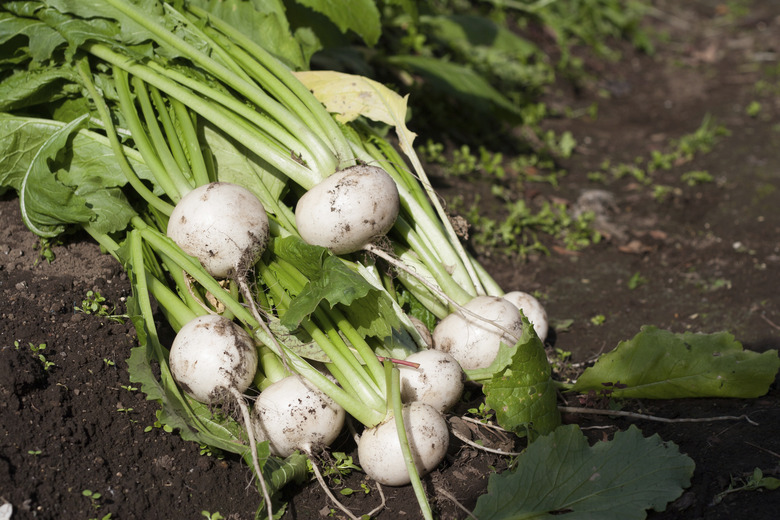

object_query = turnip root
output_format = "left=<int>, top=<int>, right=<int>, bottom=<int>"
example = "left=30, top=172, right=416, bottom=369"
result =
left=432, top=296, right=523, bottom=370
left=503, top=291, right=549, bottom=342
left=295, top=165, right=400, bottom=255
left=357, top=402, right=449, bottom=486
left=168, top=314, right=272, bottom=518
left=251, top=374, right=346, bottom=457
left=399, top=349, right=464, bottom=412
left=167, top=182, right=269, bottom=279
left=169, top=314, right=258, bottom=403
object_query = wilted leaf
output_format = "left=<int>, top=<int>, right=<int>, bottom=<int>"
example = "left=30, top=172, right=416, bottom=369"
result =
left=474, top=424, right=695, bottom=520
left=571, top=326, right=780, bottom=398
left=294, top=70, right=416, bottom=151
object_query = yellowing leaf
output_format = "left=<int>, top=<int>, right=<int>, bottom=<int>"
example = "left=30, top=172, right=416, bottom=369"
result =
left=293, top=70, right=417, bottom=159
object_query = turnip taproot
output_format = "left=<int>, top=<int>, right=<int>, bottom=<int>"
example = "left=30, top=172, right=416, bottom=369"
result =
left=503, top=291, right=549, bottom=342
left=432, top=296, right=523, bottom=370
left=168, top=314, right=272, bottom=518
left=399, top=349, right=464, bottom=412
left=167, top=182, right=269, bottom=279
left=295, top=165, right=400, bottom=255
left=251, top=374, right=345, bottom=457
left=169, top=314, right=258, bottom=403
left=357, top=402, right=449, bottom=486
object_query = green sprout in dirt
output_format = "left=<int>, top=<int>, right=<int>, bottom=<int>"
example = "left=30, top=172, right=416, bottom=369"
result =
left=17, top=341, right=55, bottom=371
left=587, top=115, right=729, bottom=193
left=590, top=314, right=607, bottom=326
left=459, top=196, right=601, bottom=259
left=201, top=511, right=224, bottom=520
left=712, top=467, right=780, bottom=505
left=82, top=489, right=102, bottom=510
left=34, top=237, right=59, bottom=264
left=627, top=272, right=648, bottom=290
left=76, top=290, right=127, bottom=323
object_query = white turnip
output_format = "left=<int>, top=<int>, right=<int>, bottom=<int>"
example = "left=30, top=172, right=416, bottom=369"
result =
left=357, top=402, right=449, bottom=486
left=503, top=291, right=549, bottom=342
left=169, top=314, right=258, bottom=403
left=295, top=165, right=400, bottom=255
left=251, top=374, right=346, bottom=457
left=432, top=295, right=523, bottom=370
left=168, top=314, right=272, bottom=517
left=167, top=182, right=269, bottom=279
left=398, top=349, right=464, bottom=412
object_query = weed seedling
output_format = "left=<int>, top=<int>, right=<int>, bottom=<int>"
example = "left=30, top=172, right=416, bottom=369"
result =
left=76, top=290, right=127, bottom=323
left=201, top=512, right=224, bottom=520
left=18, top=341, right=55, bottom=371
left=82, top=489, right=102, bottom=510
left=712, top=467, right=780, bottom=504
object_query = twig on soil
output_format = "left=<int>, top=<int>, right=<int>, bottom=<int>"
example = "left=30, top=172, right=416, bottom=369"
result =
left=308, top=457, right=362, bottom=520
left=449, top=423, right=522, bottom=457
left=759, top=312, right=780, bottom=331
left=458, top=415, right=508, bottom=433
left=744, top=441, right=780, bottom=460
left=435, top=487, right=479, bottom=520
left=559, top=406, right=759, bottom=426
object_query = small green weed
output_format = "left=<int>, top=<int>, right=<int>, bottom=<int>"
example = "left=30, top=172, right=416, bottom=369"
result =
left=201, top=512, right=224, bottom=520
left=590, top=314, right=606, bottom=326
left=76, top=290, right=127, bottom=323
left=82, top=489, right=102, bottom=510
left=712, top=467, right=780, bottom=505
left=16, top=341, right=55, bottom=371
left=34, top=237, right=59, bottom=264
left=627, top=272, right=648, bottom=290
left=680, top=170, right=713, bottom=186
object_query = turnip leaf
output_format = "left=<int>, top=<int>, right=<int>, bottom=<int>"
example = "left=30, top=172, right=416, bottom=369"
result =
left=0, top=114, right=148, bottom=234
left=386, top=54, right=523, bottom=119
left=293, top=0, right=381, bottom=46
left=571, top=326, right=780, bottom=398
left=186, top=0, right=312, bottom=69
left=0, top=12, right=66, bottom=63
left=481, top=316, right=560, bottom=438
left=473, top=424, right=695, bottom=520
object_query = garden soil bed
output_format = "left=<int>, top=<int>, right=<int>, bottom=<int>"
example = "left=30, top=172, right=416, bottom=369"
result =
left=2, top=1, right=779, bottom=519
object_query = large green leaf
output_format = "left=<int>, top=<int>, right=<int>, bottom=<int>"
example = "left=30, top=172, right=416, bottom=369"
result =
left=473, top=424, right=695, bottom=520
left=293, top=0, right=381, bottom=46
left=272, top=236, right=400, bottom=340
left=386, top=54, right=523, bottom=119
left=187, top=0, right=312, bottom=69
left=481, top=316, right=560, bottom=438
left=571, top=326, right=780, bottom=398
left=0, top=114, right=149, bottom=235
left=0, top=67, right=82, bottom=113
left=0, top=11, right=67, bottom=62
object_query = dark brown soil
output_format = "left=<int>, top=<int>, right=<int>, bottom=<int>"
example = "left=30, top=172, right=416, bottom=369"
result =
left=2, top=2, right=779, bottom=519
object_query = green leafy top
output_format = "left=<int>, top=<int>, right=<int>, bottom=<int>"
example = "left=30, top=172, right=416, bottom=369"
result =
left=473, top=424, right=695, bottom=520
left=479, top=316, right=561, bottom=438
left=571, top=326, right=780, bottom=399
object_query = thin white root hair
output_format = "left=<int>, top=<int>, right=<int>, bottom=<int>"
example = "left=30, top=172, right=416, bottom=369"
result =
left=449, top=421, right=522, bottom=457
left=237, top=277, right=292, bottom=374
left=559, top=406, right=759, bottom=426
left=366, top=482, right=387, bottom=517
left=363, top=244, right=520, bottom=341
left=229, top=387, right=273, bottom=520
left=459, top=415, right=511, bottom=433
left=435, top=487, right=479, bottom=520
left=308, top=455, right=362, bottom=520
